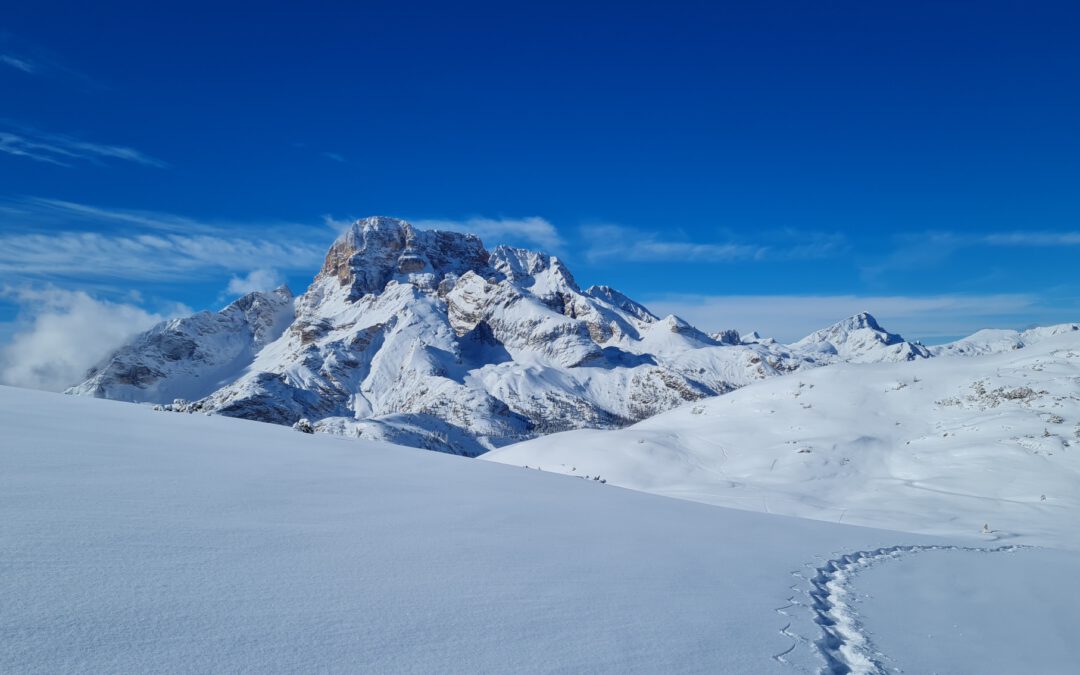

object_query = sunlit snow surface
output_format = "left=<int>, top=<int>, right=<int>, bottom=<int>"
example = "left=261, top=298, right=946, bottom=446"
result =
left=487, top=331, right=1080, bottom=550
left=2, top=386, right=1078, bottom=673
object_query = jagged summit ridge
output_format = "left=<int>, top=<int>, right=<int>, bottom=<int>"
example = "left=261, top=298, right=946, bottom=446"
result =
left=70, top=216, right=937, bottom=455
left=319, top=216, right=490, bottom=298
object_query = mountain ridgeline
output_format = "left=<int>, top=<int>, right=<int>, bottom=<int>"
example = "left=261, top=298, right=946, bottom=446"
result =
left=70, top=216, right=937, bottom=455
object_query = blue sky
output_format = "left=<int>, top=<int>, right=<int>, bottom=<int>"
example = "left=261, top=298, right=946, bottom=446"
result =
left=2, top=0, right=1079, bottom=379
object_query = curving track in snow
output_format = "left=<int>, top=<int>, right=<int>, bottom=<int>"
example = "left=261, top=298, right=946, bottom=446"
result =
left=783, top=544, right=1023, bottom=674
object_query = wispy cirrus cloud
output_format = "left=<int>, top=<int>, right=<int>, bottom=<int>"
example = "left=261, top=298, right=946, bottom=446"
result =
left=864, top=229, right=1080, bottom=281
left=0, top=54, right=36, bottom=74
left=0, top=197, right=332, bottom=283
left=581, top=224, right=847, bottom=263
left=645, top=292, right=1063, bottom=343
left=979, top=231, right=1080, bottom=246
left=412, top=216, right=565, bottom=251
left=0, top=124, right=167, bottom=168
left=0, top=32, right=104, bottom=88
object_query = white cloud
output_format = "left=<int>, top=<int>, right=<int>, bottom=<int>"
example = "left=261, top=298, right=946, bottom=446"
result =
left=980, top=232, right=1080, bottom=246
left=413, top=216, right=565, bottom=251
left=583, top=224, right=762, bottom=262
left=0, top=230, right=326, bottom=281
left=321, top=151, right=346, bottom=163
left=0, top=198, right=330, bottom=282
left=581, top=224, right=846, bottom=263
left=322, top=214, right=356, bottom=233
left=226, top=268, right=285, bottom=296
left=0, top=126, right=167, bottom=168
left=645, top=292, right=1050, bottom=343
left=0, top=287, right=189, bottom=392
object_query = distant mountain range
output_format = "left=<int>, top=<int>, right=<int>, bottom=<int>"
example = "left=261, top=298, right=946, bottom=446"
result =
left=67, top=216, right=1076, bottom=455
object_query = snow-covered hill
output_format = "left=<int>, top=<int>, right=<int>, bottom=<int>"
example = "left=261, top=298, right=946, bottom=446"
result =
left=485, top=330, right=1080, bottom=549
left=930, top=322, right=1080, bottom=357
left=68, top=216, right=932, bottom=455
left=4, top=385, right=1079, bottom=674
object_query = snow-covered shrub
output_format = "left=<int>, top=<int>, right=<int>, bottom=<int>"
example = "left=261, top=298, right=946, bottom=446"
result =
left=293, top=418, right=315, bottom=434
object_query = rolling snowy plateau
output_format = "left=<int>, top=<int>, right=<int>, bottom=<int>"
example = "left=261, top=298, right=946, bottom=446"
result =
left=485, top=327, right=1080, bottom=550
left=3, top=385, right=1079, bottom=674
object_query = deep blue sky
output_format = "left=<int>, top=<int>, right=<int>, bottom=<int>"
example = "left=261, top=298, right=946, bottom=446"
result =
left=2, top=0, right=1079, bottom=355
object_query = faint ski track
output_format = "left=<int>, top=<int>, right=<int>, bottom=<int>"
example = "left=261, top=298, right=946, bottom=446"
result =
left=774, top=543, right=1023, bottom=674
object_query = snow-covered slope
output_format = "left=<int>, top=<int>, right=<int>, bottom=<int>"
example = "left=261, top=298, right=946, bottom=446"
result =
left=4, top=385, right=1079, bottom=674
left=930, top=322, right=1080, bottom=357
left=485, top=330, right=1080, bottom=549
left=69, top=217, right=931, bottom=455
left=67, top=286, right=295, bottom=403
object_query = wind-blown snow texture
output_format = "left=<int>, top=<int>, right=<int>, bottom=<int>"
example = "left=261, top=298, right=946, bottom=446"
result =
left=69, top=217, right=934, bottom=455
left=486, top=330, right=1080, bottom=550
left=4, top=386, right=1079, bottom=674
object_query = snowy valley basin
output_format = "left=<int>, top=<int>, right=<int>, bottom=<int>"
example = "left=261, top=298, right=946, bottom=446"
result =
left=2, top=385, right=1079, bottom=674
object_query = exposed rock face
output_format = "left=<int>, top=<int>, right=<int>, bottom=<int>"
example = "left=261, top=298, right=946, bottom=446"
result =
left=68, top=217, right=935, bottom=455
left=319, top=216, right=489, bottom=298
left=711, top=329, right=741, bottom=345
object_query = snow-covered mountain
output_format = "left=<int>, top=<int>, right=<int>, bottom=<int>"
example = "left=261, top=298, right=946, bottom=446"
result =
left=789, top=310, right=931, bottom=362
left=485, top=329, right=1080, bottom=548
left=68, top=286, right=295, bottom=403
left=69, top=216, right=931, bottom=455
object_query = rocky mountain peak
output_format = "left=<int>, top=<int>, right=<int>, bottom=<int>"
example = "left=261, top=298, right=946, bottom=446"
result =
left=490, top=246, right=578, bottom=290
left=792, top=311, right=930, bottom=362
left=585, top=285, right=658, bottom=323
left=318, top=216, right=490, bottom=298
left=711, top=329, right=741, bottom=345
left=840, top=311, right=881, bottom=332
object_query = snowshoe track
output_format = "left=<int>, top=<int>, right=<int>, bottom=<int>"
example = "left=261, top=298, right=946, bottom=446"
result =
left=788, top=544, right=1023, bottom=674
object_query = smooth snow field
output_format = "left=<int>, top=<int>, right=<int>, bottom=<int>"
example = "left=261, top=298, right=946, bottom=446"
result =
left=2, top=386, right=1079, bottom=674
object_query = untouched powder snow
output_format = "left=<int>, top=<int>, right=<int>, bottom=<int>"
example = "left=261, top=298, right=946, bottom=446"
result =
left=2, top=387, right=1079, bottom=673
left=847, top=546, right=1078, bottom=674
left=485, top=331, right=1080, bottom=550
